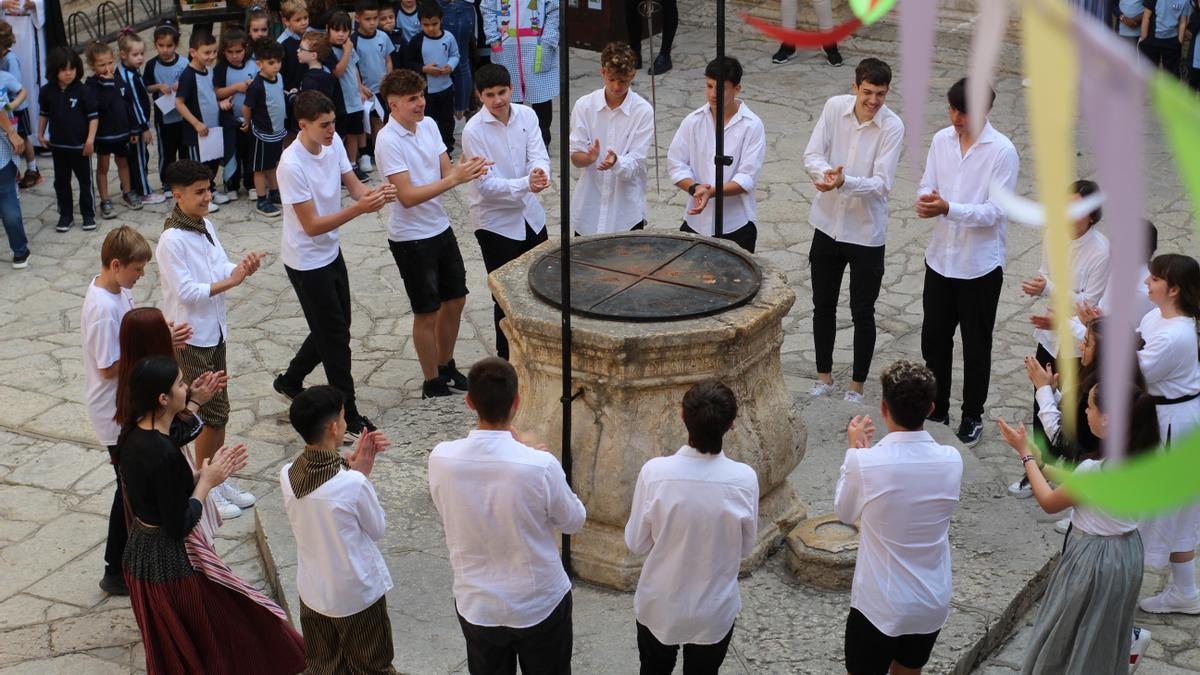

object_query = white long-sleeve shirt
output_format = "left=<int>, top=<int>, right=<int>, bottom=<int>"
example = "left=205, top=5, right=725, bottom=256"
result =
left=919, top=122, right=1020, bottom=280
left=569, top=87, right=655, bottom=234
left=1137, top=308, right=1200, bottom=399
left=624, top=445, right=759, bottom=646
left=1070, top=263, right=1154, bottom=342
left=156, top=220, right=238, bottom=347
left=280, top=462, right=392, bottom=618
left=429, top=429, right=586, bottom=628
left=834, top=430, right=963, bottom=637
left=462, top=103, right=549, bottom=240
left=667, top=101, right=765, bottom=236
left=1033, top=227, right=1111, bottom=356
left=803, top=94, right=905, bottom=247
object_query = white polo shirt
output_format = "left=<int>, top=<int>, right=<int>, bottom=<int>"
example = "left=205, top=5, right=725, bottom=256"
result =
left=625, top=445, right=759, bottom=646
left=462, top=103, right=549, bottom=240
left=156, top=220, right=238, bottom=348
left=376, top=115, right=451, bottom=242
left=277, top=134, right=352, bottom=271
left=834, top=430, right=963, bottom=637
left=569, top=87, right=655, bottom=235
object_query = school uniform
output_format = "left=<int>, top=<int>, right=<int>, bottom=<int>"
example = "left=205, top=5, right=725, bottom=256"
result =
left=403, top=30, right=460, bottom=152
left=2, top=0, right=44, bottom=147
left=438, top=0, right=476, bottom=113
left=275, top=133, right=365, bottom=423
left=143, top=54, right=189, bottom=186
left=385, top=26, right=408, bottom=72
left=86, top=75, right=135, bottom=157
left=918, top=121, right=1020, bottom=422
left=323, top=45, right=366, bottom=137
left=299, top=65, right=343, bottom=114
left=375, top=115, right=469, bottom=314
left=1140, top=0, right=1192, bottom=73
left=38, top=80, right=98, bottom=226
left=244, top=73, right=287, bottom=173
left=1, top=53, right=31, bottom=138
left=803, top=94, right=905, bottom=384
left=1117, top=0, right=1146, bottom=47
left=428, top=429, right=586, bottom=672
left=116, top=62, right=153, bottom=196
left=214, top=58, right=259, bottom=193
left=567, top=87, right=654, bottom=235
left=666, top=100, right=766, bottom=253
left=176, top=63, right=222, bottom=178
left=624, top=446, right=758, bottom=672
left=0, top=72, right=24, bottom=254
left=278, top=29, right=305, bottom=92
left=353, top=28, right=392, bottom=97
left=462, top=103, right=549, bottom=359
left=397, top=4, right=422, bottom=41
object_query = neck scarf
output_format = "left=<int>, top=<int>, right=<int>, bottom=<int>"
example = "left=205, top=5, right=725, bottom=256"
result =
left=288, top=446, right=349, bottom=498
left=163, top=203, right=213, bottom=246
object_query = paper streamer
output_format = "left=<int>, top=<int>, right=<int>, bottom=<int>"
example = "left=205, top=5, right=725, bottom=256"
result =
left=1057, top=440, right=1200, bottom=517
left=742, top=14, right=863, bottom=49
left=1151, top=73, right=1200, bottom=227
left=900, top=0, right=938, bottom=175
left=1076, top=10, right=1150, bottom=463
left=1022, top=0, right=1079, bottom=439
left=849, top=0, right=896, bottom=24
left=990, top=181, right=1107, bottom=227
left=967, top=0, right=1011, bottom=139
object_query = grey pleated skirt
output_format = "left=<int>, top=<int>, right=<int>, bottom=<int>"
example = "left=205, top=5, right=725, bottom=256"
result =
left=1021, top=528, right=1143, bottom=675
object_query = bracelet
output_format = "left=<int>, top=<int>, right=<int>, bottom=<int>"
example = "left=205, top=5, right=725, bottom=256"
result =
left=1020, top=455, right=1036, bottom=465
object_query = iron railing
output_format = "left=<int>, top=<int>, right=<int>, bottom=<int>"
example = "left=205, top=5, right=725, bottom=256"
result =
left=67, top=0, right=170, bottom=51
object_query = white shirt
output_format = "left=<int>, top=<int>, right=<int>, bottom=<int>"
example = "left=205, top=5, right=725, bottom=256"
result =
left=1069, top=263, right=1154, bottom=343
left=569, top=88, right=655, bottom=235
left=280, top=462, right=392, bottom=617
left=803, top=95, right=905, bottom=247
left=919, top=122, right=1020, bottom=279
left=376, top=115, right=450, bottom=242
left=667, top=101, right=766, bottom=236
left=1034, top=227, right=1110, bottom=356
left=834, top=430, right=963, bottom=636
left=277, top=134, right=352, bottom=271
left=1137, top=308, right=1200, bottom=399
left=156, top=220, right=238, bottom=348
left=624, top=445, right=759, bottom=645
left=428, top=429, right=587, bottom=628
left=1071, top=460, right=1139, bottom=536
left=462, top=103, right=549, bottom=239
left=81, top=278, right=134, bottom=447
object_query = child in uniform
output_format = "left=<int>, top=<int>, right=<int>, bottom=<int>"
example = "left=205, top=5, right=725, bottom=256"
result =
left=298, top=31, right=342, bottom=110
left=397, top=0, right=422, bottom=40
left=175, top=30, right=227, bottom=211
left=352, top=0, right=393, bottom=173
left=143, top=20, right=189, bottom=200
left=85, top=40, right=141, bottom=219
left=214, top=27, right=258, bottom=200
left=326, top=10, right=371, bottom=179
left=242, top=39, right=288, bottom=217
left=378, top=4, right=408, bottom=73
left=116, top=31, right=165, bottom=205
left=38, top=46, right=98, bottom=232
left=404, top=1, right=459, bottom=153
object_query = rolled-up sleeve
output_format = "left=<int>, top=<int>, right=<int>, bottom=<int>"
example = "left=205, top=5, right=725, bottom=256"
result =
left=729, top=119, right=765, bottom=194
left=667, top=116, right=695, bottom=184
left=612, top=105, right=653, bottom=182
left=834, top=449, right=865, bottom=525
left=545, top=460, right=586, bottom=534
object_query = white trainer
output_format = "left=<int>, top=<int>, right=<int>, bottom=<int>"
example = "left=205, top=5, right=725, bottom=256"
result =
left=139, top=192, right=167, bottom=205
left=359, top=155, right=375, bottom=173
left=211, top=190, right=231, bottom=205
left=1008, top=478, right=1033, bottom=499
left=207, top=202, right=220, bottom=213
left=220, top=478, right=256, bottom=509
left=843, top=391, right=864, bottom=404
left=1139, top=585, right=1200, bottom=614
left=808, top=381, right=836, bottom=398
left=211, top=489, right=242, bottom=520
left=1129, top=627, right=1151, bottom=673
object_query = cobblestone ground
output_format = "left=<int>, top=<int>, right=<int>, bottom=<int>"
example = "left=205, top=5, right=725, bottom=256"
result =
left=2, top=4, right=1199, bottom=673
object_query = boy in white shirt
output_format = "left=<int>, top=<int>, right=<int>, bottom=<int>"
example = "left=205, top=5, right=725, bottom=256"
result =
left=667, top=56, right=765, bottom=253
left=375, top=68, right=489, bottom=398
left=462, top=63, right=550, bottom=361
left=429, top=357, right=586, bottom=671
left=836, top=360, right=963, bottom=675
left=157, top=158, right=266, bottom=519
left=803, top=57, right=904, bottom=404
left=915, top=77, right=1019, bottom=446
left=624, top=380, right=759, bottom=673
left=568, top=41, right=654, bottom=236
left=274, top=90, right=394, bottom=444
left=281, top=385, right=396, bottom=674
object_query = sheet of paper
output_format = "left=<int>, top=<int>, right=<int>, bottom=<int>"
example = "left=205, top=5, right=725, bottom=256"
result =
left=373, top=96, right=384, bottom=119
left=197, top=129, right=223, bottom=163
left=154, top=95, right=175, bottom=116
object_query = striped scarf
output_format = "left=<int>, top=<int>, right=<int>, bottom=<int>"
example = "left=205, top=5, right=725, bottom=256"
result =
left=288, top=447, right=349, bottom=498
left=163, top=204, right=213, bottom=246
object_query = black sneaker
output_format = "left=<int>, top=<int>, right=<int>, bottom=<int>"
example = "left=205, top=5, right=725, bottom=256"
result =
left=634, top=52, right=643, bottom=70
left=353, top=167, right=370, bottom=182
left=422, top=377, right=453, bottom=399
left=12, top=251, right=29, bottom=269
left=55, top=220, right=72, bottom=233
left=772, top=44, right=796, bottom=64
left=81, top=219, right=97, bottom=231
left=99, top=572, right=129, bottom=596
left=649, top=52, right=673, bottom=75
left=343, top=415, right=377, bottom=445
left=272, top=373, right=304, bottom=403
left=927, top=411, right=950, bottom=426
left=269, top=188, right=282, bottom=205
left=823, top=44, right=845, bottom=67
left=440, top=359, right=468, bottom=392
left=956, top=415, right=983, bottom=446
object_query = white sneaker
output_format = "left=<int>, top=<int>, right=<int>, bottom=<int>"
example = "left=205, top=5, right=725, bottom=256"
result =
left=139, top=192, right=167, bottom=205
left=1130, top=627, right=1151, bottom=673
left=1008, top=477, right=1033, bottom=498
left=249, top=188, right=258, bottom=201
left=844, top=391, right=864, bottom=404
left=207, top=202, right=220, bottom=213
left=1139, top=585, right=1200, bottom=614
left=220, top=478, right=256, bottom=509
left=359, top=155, right=374, bottom=173
left=211, top=190, right=231, bottom=205
left=808, top=381, right=836, bottom=398
left=1054, top=509, right=1073, bottom=534
left=223, top=189, right=239, bottom=202
left=211, top=489, right=242, bottom=519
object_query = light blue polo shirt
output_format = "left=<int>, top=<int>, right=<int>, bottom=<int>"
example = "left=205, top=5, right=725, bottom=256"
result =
left=1152, top=0, right=1191, bottom=39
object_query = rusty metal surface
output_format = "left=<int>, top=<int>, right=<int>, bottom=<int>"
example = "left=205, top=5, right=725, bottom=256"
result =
left=527, top=233, right=762, bottom=321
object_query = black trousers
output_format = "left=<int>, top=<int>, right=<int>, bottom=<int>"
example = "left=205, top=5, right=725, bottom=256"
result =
left=475, top=222, right=548, bottom=360
left=128, top=134, right=153, bottom=196
left=1140, top=36, right=1183, bottom=75
left=531, top=100, right=553, bottom=147
left=281, top=253, right=361, bottom=421
left=104, top=445, right=126, bottom=577
left=680, top=221, right=757, bottom=254
left=427, top=87, right=456, bottom=153
left=155, top=120, right=184, bottom=189
left=51, top=148, right=95, bottom=224
left=626, top=0, right=679, bottom=56
left=636, top=621, right=733, bottom=675
left=224, top=126, right=253, bottom=193
left=920, top=264, right=1004, bottom=419
left=456, top=590, right=572, bottom=675
left=809, top=229, right=885, bottom=383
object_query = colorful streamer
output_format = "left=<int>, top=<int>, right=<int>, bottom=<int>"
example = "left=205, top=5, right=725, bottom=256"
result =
left=741, top=14, right=863, bottom=49
left=967, top=0, right=1011, bottom=139
left=899, top=0, right=938, bottom=175
left=848, top=0, right=896, bottom=24
left=1057, top=440, right=1200, bottom=517
left=1151, top=73, right=1200, bottom=225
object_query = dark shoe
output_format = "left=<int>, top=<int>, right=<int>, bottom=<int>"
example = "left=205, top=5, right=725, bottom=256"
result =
left=255, top=197, right=281, bottom=217
left=99, top=572, right=129, bottom=596
left=649, top=52, right=673, bottom=75
left=269, top=189, right=282, bottom=205
left=422, top=377, right=453, bottom=399
left=12, top=251, right=29, bottom=269
left=353, top=167, right=369, bottom=182
left=823, top=44, right=844, bottom=67
left=634, top=52, right=643, bottom=70
left=343, top=415, right=377, bottom=444
left=272, top=373, right=304, bottom=403
left=55, top=220, right=72, bottom=233
left=772, top=44, right=796, bottom=64
left=122, top=191, right=143, bottom=210
left=440, top=359, right=468, bottom=392
left=18, top=169, right=41, bottom=189
left=927, top=411, right=950, bottom=426
left=81, top=219, right=97, bottom=231
left=956, top=415, right=983, bottom=446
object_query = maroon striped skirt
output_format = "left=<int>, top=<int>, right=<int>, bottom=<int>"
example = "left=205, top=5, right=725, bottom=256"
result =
left=124, top=521, right=305, bottom=675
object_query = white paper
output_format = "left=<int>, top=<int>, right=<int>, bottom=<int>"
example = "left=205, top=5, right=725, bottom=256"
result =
left=362, top=106, right=371, bottom=132
left=373, top=97, right=384, bottom=119
left=990, top=179, right=1106, bottom=228
left=197, top=130, right=224, bottom=163
left=154, top=94, right=175, bottom=116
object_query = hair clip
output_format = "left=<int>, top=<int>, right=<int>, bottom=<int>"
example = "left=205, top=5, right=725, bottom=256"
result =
left=118, top=26, right=136, bottom=36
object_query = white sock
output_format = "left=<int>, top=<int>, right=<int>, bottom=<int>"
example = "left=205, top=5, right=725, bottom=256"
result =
left=26, top=160, right=37, bottom=172
left=1172, top=560, right=1198, bottom=596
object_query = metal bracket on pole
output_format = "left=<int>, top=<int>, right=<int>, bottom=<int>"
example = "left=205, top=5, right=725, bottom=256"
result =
left=561, top=388, right=585, bottom=405
left=714, top=154, right=733, bottom=167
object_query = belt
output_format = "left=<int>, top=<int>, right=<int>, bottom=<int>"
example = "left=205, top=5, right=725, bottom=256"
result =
left=1151, top=391, right=1200, bottom=405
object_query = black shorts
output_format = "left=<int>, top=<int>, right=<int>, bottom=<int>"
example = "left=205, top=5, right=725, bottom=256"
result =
left=14, top=109, right=31, bottom=137
left=335, top=109, right=365, bottom=137
left=251, top=136, right=284, bottom=173
left=844, top=608, right=940, bottom=674
left=388, top=227, right=468, bottom=314
left=94, top=139, right=130, bottom=157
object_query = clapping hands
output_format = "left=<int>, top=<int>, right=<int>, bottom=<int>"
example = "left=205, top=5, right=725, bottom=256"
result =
left=347, top=430, right=391, bottom=477
left=529, top=168, right=549, bottom=193
left=847, top=415, right=875, bottom=449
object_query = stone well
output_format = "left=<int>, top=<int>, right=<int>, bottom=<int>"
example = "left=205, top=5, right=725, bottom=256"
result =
left=784, top=514, right=860, bottom=591
left=489, top=232, right=808, bottom=591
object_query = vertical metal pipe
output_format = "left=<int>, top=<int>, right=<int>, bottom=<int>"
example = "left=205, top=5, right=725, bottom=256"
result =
left=558, top=0, right=573, bottom=575
left=714, top=0, right=725, bottom=237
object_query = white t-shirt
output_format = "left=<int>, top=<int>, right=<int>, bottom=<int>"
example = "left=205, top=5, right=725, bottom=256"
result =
left=81, top=278, right=135, bottom=447
left=1137, top=307, right=1200, bottom=399
left=1071, top=459, right=1139, bottom=536
left=277, top=134, right=352, bottom=271
left=375, top=115, right=450, bottom=242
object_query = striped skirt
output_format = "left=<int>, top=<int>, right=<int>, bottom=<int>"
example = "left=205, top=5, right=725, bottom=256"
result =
left=124, top=521, right=305, bottom=675
left=1021, top=528, right=1143, bottom=675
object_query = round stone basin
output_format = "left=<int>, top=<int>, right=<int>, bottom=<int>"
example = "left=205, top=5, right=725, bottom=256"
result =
left=786, top=514, right=861, bottom=591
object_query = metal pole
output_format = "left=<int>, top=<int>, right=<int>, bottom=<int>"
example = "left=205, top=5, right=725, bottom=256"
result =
left=714, top=0, right=726, bottom=238
left=558, top=0, right=573, bottom=576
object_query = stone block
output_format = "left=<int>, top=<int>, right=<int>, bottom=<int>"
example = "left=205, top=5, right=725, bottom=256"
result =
left=785, top=514, right=859, bottom=591
left=48, top=608, right=140, bottom=654
left=5, top=442, right=107, bottom=492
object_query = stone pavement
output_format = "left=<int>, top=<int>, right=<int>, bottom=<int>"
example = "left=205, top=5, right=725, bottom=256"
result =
left=3, top=4, right=1200, bottom=673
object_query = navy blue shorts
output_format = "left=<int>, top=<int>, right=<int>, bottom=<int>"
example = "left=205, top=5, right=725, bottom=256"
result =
left=251, top=136, right=283, bottom=173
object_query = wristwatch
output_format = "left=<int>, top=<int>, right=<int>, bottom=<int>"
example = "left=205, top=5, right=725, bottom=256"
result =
left=687, top=183, right=699, bottom=197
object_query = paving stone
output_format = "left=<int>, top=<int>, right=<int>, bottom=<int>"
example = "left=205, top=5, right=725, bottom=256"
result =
left=5, top=442, right=107, bottom=491
left=0, top=624, right=50, bottom=666
left=25, top=545, right=109, bottom=610
left=0, top=595, right=55, bottom=631
left=0, top=512, right=107, bottom=603
left=0, top=652, right=129, bottom=675
left=48, top=608, right=140, bottom=654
